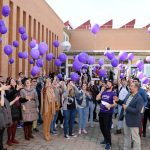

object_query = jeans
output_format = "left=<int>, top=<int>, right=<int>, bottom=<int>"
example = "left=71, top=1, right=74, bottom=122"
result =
left=117, top=105, right=123, bottom=129
left=50, top=111, right=59, bottom=132
left=78, top=107, right=89, bottom=130
left=63, top=109, right=76, bottom=136
left=99, top=112, right=112, bottom=145
left=89, top=101, right=95, bottom=126
left=123, top=119, right=141, bottom=150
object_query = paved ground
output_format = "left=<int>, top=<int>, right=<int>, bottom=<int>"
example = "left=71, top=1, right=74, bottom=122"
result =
left=3, top=120, right=150, bottom=150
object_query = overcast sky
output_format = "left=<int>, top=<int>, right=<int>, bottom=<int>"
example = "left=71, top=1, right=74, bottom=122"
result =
left=45, top=0, right=150, bottom=28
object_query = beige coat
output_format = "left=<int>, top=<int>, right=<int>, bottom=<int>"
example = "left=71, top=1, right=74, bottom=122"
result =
left=41, top=86, right=56, bottom=116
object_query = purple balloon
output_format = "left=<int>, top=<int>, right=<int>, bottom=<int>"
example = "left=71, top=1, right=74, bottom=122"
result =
left=29, top=59, right=34, bottom=64
left=98, top=58, right=104, bottom=66
left=0, top=38, right=2, bottom=43
left=4, top=45, right=13, bottom=55
left=46, top=53, right=53, bottom=61
left=0, top=20, right=5, bottom=27
left=107, top=51, right=115, bottom=60
left=120, top=73, right=124, bottom=79
left=73, top=60, right=82, bottom=71
left=58, top=53, right=67, bottom=62
left=55, top=59, right=62, bottom=67
left=88, top=56, right=95, bottom=65
left=18, top=26, right=26, bottom=34
left=91, top=24, right=100, bottom=34
left=38, top=42, right=48, bottom=55
left=78, top=52, right=88, bottom=63
left=128, top=53, right=134, bottom=61
left=9, top=58, right=14, bottom=64
left=82, top=64, right=89, bottom=69
left=147, top=27, right=150, bottom=34
left=53, top=40, right=59, bottom=48
left=29, top=40, right=36, bottom=49
left=118, top=52, right=128, bottom=61
left=0, top=25, right=7, bottom=34
left=138, top=64, right=144, bottom=71
left=70, top=72, right=79, bottom=82
left=13, top=40, right=19, bottom=48
left=2, top=5, right=10, bottom=17
left=18, top=52, right=23, bottom=58
left=21, top=33, right=28, bottom=41
left=111, top=58, right=119, bottom=67
left=57, top=73, right=63, bottom=80
left=142, top=77, right=149, bottom=84
left=136, top=60, right=144, bottom=68
left=98, top=69, right=106, bottom=77
left=36, top=58, right=44, bottom=67
left=30, top=49, right=40, bottom=60
left=31, top=66, right=40, bottom=76
left=137, top=72, right=144, bottom=79
left=22, top=52, right=28, bottom=59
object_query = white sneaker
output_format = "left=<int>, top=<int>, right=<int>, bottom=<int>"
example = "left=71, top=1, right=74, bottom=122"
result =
left=64, top=135, right=70, bottom=140
left=55, top=124, right=58, bottom=128
left=60, top=124, right=63, bottom=129
left=78, top=129, right=81, bottom=135
left=82, top=129, right=88, bottom=134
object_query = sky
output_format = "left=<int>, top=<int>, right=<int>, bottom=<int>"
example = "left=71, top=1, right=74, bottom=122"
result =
left=45, top=0, right=150, bottom=28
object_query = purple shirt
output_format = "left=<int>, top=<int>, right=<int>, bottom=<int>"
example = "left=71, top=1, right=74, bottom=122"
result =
left=100, top=91, right=116, bottom=113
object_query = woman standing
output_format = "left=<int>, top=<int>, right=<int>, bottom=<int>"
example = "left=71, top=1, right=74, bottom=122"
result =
left=77, top=83, right=90, bottom=134
left=41, top=78, right=56, bottom=141
left=20, top=78, right=39, bottom=140
left=62, top=81, right=79, bottom=139
left=5, top=78, right=21, bottom=146
left=0, top=83, right=19, bottom=150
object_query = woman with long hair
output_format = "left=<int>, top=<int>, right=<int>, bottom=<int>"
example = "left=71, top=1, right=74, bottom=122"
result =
left=5, top=78, right=21, bottom=146
left=41, top=78, right=56, bottom=141
left=77, top=83, right=91, bottom=134
left=0, top=83, right=19, bottom=150
left=20, top=78, right=39, bottom=140
left=62, top=80, right=79, bottom=139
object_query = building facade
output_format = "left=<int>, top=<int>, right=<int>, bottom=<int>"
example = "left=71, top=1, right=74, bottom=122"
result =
left=0, top=0, right=64, bottom=78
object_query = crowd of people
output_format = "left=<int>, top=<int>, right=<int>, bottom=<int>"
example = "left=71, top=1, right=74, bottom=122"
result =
left=0, top=71, right=150, bottom=150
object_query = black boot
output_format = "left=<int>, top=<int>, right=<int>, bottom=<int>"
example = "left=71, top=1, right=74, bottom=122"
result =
left=0, top=128, right=7, bottom=150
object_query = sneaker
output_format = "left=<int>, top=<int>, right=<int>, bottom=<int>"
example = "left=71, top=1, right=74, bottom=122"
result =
left=55, top=124, right=58, bottom=129
left=105, top=143, right=111, bottom=150
left=17, top=125, right=23, bottom=129
left=100, top=140, right=106, bottom=145
left=33, top=128, right=39, bottom=132
left=78, top=129, right=81, bottom=135
left=82, top=129, right=87, bottom=134
left=64, top=135, right=70, bottom=140
left=111, top=124, right=114, bottom=129
left=60, top=124, right=63, bottom=129
left=52, top=131, right=57, bottom=135
left=69, top=133, right=77, bottom=138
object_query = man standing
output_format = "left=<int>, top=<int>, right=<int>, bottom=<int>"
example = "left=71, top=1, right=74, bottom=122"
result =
left=96, top=80, right=117, bottom=150
left=114, top=82, right=144, bottom=150
left=115, top=77, right=129, bottom=134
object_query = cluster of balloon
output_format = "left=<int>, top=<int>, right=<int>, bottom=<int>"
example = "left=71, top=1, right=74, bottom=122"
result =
left=91, top=24, right=100, bottom=34
left=70, top=72, right=79, bottom=82
left=19, top=26, right=28, bottom=41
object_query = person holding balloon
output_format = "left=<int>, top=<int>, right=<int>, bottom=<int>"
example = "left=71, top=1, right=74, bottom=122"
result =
left=62, top=80, right=79, bottom=139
